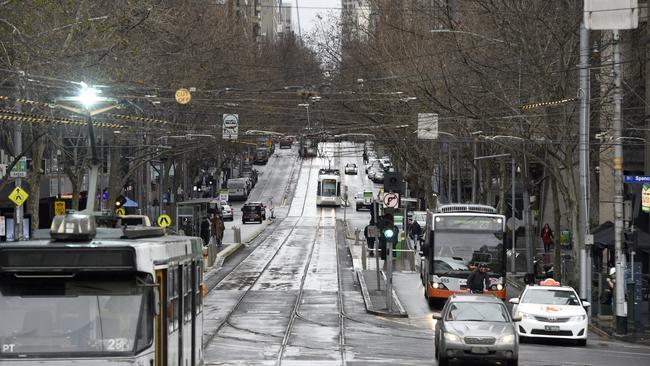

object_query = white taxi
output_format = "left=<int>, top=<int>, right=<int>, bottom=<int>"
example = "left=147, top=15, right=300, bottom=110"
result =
left=508, top=278, right=590, bottom=346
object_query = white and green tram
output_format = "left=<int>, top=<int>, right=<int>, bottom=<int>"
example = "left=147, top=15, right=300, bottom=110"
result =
left=0, top=213, right=205, bottom=366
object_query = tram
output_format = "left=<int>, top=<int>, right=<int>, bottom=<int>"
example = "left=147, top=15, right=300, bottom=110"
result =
left=316, top=168, right=342, bottom=206
left=0, top=213, right=205, bottom=366
left=420, top=204, right=507, bottom=304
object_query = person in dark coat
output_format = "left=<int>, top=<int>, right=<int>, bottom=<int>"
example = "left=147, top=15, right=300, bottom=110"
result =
left=467, top=263, right=490, bottom=293
left=200, top=217, right=211, bottom=245
left=211, top=214, right=225, bottom=247
left=364, top=223, right=376, bottom=257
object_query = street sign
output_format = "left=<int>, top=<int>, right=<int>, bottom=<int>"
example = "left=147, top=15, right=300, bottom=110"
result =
left=383, top=192, right=400, bottom=209
left=54, top=200, right=66, bottom=216
left=584, top=0, right=638, bottom=30
left=115, top=207, right=126, bottom=216
left=157, top=214, right=172, bottom=228
left=417, top=113, right=438, bottom=140
left=8, top=187, right=29, bottom=206
left=222, top=114, right=239, bottom=140
left=175, top=88, right=192, bottom=104
left=624, top=175, right=650, bottom=184
left=218, top=189, right=229, bottom=202
left=9, top=157, right=27, bottom=178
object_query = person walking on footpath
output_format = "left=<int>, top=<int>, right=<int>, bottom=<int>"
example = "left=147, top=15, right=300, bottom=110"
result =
left=364, top=222, right=376, bottom=257
left=200, top=216, right=211, bottom=245
left=541, top=223, right=554, bottom=253
left=211, top=214, right=225, bottom=248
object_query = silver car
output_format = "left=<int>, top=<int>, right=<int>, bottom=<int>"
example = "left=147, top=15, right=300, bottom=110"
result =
left=221, top=204, right=233, bottom=221
left=433, top=294, right=520, bottom=366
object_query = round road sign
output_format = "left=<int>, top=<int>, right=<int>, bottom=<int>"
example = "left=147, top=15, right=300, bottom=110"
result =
left=175, top=88, right=191, bottom=104
left=383, top=193, right=399, bottom=208
left=157, top=214, right=172, bottom=228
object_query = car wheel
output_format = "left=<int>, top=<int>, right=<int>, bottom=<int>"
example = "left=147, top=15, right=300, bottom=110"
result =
left=506, top=358, right=518, bottom=366
left=438, top=355, right=449, bottom=366
left=576, top=339, right=587, bottom=347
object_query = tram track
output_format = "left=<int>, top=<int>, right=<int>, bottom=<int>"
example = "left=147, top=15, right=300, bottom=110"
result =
left=202, top=158, right=316, bottom=350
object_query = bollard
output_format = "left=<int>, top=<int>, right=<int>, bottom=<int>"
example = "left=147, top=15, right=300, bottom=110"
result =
left=234, top=226, right=241, bottom=244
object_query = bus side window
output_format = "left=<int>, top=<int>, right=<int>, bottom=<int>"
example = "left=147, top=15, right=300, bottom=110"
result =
left=317, top=182, right=322, bottom=195
left=196, top=261, right=203, bottom=314
left=184, top=265, right=192, bottom=323
left=167, top=269, right=174, bottom=333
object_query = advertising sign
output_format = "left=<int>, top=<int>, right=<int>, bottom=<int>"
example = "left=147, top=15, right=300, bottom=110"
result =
left=223, top=114, right=239, bottom=140
left=642, top=184, right=650, bottom=213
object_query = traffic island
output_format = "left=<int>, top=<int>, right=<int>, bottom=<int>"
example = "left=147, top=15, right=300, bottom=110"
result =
left=357, top=268, right=408, bottom=318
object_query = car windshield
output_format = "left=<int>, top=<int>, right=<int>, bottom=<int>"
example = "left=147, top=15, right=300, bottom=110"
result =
left=0, top=274, right=152, bottom=357
left=521, top=289, right=581, bottom=306
left=446, top=302, right=509, bottom=322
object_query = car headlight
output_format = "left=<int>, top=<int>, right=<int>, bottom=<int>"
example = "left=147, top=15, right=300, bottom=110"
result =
left=444, top=332, right=462, bottom=343
left=497, top=334, right=515, bottom=344
left=570, top=315, right=587, bottom=322
left=517, top=311, right=535, bottom=320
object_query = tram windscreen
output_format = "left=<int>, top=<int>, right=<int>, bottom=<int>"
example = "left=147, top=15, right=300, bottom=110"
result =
left=432, top=216, right=505, bottom=274
left=0, top=274, right=153, bottom=357
left=321, top=179, right=337, bottom=197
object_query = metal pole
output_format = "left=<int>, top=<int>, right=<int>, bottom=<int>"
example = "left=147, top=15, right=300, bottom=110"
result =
left=612, top=30, right=627, bottom=335
left=374, top=201, right=381, bottom=290
left=448, top=144, right=452, bottom=202
left=456, top=147, right=461, bottom=202
left=578, top=23, right=591, bottom=302
left=14, top=124, right=23, bottom=241
left=387, top=242, right=393, bottom=312
left=306, top=105, right=311, bottom=130
left=472, top=139, right=477, bottom=203
left=85, top=112, right=100, bottom=213
left=510, top=156, right=517, bottom=274
left=57, top=149, right=62, bottom=198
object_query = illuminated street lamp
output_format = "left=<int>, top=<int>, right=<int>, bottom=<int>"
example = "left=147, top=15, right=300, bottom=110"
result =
left=56, top=83, right=119, bottom=212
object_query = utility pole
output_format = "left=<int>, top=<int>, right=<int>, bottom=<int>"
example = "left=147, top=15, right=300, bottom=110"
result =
left=578, top=23, right=591, bottom=303
left=14, top=78, right=23, bottom=241
left=612, top=30, right=627, bottom=335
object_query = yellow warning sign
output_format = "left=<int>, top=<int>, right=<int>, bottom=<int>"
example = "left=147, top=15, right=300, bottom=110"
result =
left=115, top=207, right=126, bottom=216
left=8, top=187, right=29, bottom=206
left=175, top=88, right=191, bottom=104
left=54, top=200, right=66, bottom=216
left=157, top=214, right=172, bottom=228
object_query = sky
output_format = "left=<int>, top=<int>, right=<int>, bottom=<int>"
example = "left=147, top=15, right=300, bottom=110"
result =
left=290, top=0, right=341, bottom=36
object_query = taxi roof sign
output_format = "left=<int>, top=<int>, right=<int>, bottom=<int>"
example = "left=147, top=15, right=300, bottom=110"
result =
left=539, top=278, right=561, bottom=287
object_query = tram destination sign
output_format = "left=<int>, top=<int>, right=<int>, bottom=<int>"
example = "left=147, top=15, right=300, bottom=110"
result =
left=434, top=216, right=503, bottom=232
left=624, top=175, right=650, bottom=184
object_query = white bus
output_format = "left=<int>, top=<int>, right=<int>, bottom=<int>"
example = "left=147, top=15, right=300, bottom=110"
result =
left=0, top=213, right=205, bottom=366
left=420, top=204, right=507, bottom=305
left=316, top=168, right=342, bottom=206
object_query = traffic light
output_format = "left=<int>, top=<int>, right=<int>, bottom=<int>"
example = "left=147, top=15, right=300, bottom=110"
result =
left=384, top=171, right=403, bottom=194
left=382, top=226, right=398, bottom=243
left=115, top=195, right=127, bottom=208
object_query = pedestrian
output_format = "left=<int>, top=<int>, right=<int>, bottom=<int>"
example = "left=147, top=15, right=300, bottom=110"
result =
left=362, top=151, right=368, bottom=164
left=540, top=223, right=554, bottom=253
left=211, top=214, right=225, bottom=247
left=364, top=223, right=376, bottom=257
left=467, top=263, right=490, bottom=293
left=200, top=216, right=211, bottom=245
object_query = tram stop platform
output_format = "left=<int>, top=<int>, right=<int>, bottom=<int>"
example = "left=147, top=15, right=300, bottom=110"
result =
left=345, top=222, right=408, bottom=318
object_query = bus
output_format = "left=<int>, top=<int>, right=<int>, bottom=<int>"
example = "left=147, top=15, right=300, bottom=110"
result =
left=316, top=168, right=342, bottom=206
left=0, top=213, right=205, bottom=365
left=420, top=204, right=507, bottom=305
left=299, top=138, right=318, bottom=158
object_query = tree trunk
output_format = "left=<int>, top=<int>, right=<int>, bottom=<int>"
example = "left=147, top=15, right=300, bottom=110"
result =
left=497, top=161, right=506, bottom=215
left=552, top=177, right=562, bottom=282
left=26, top=129, right=45, bottom=230
left=106, top=133, right=122, bottom=211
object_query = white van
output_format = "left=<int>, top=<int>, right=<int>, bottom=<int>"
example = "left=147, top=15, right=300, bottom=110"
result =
left=227, top=178, right=248, bottom=201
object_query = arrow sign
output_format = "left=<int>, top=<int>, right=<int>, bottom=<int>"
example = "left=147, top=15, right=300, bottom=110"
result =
left=8, top=186, right=29, bottom=206
left=157, top=214, right=172, bottom=228
left=383, top=192, right=400, bottom=208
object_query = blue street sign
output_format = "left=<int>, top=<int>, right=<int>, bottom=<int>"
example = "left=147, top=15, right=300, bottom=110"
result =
left=624, top=175, right=650, bottom=184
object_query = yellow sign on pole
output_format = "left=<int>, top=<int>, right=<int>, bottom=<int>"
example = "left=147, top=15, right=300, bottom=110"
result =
left=8, top=187, right=29, bottom=206
left=115, top=207, right=126, bottom=216
left=54, top=200, right=66, bottom=216
left=157, top=214, right=172, bottom=228
left=175, top=88, right=191, bottom=105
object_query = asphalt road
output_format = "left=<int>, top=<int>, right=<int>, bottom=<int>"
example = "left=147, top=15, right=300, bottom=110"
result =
left=202, top=142, right=650, bottom=365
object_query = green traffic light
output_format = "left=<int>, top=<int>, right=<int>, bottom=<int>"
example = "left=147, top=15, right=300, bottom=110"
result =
left=384, top=228, right=394, bottom=238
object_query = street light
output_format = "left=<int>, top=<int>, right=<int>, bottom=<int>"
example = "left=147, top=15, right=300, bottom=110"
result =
left=298, top=103, right=311, bottom=130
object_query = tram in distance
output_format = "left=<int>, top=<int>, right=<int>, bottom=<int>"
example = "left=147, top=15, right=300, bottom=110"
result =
left=420, top=204, right=508, bottom=304
left=0, top=213, right=205, bottom=366
left=316, top=168, right=342, bottom=207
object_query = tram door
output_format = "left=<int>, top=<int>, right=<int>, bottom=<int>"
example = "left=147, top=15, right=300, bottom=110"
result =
left=155, top=269, right=168, bottom=366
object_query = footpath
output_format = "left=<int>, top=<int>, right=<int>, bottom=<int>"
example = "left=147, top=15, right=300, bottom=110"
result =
left=345, top=221, right=409, bottom=318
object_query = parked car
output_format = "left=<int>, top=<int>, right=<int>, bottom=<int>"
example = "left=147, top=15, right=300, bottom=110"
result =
left=433, top=294, right=520, bottom=366
left=509, top=278, right=589, bottom=346
left=344, top=163, right=358, bottom=175
left=221, top=204, right=233, bottom=221
left=279, top=138, right=292, bottom=149
left=242, top=202, right=266, bottom=224
left=371, top=169, right=384, bottom=183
